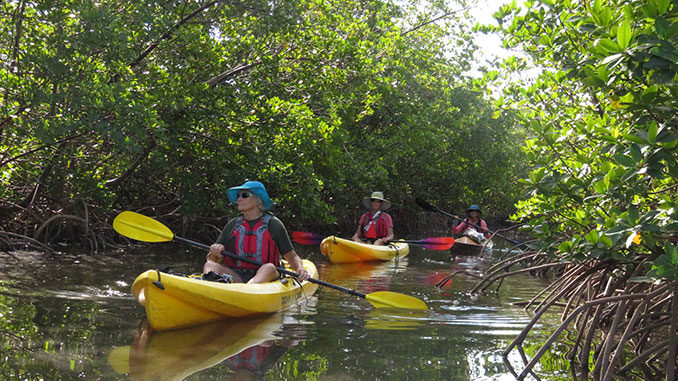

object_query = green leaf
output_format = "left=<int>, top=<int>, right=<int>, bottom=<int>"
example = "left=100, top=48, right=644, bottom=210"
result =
left=597, top=66, right=610, bottom=82
left=599, top=235, right=613, bottom=248
left=665, top=242, right=678, bottom=265
left=623, top=133, right=647, bottom=144
left=628, top=206, right=639, bottom=223
left=651, top=44, right=678, bottom=63
left=642, top=3, right=659, bottom=18
left=654, top=17, right=669, bottom=38
left=653, top=0, right=670, bottom=14
left=585, top=230, right=599, bottom=244
left=593, top=180, right=607, bottom=193
left=644, top=57, right=671, bottom=70
left=558, top=241, right=572, bottom=252
left=617, top=20, right=632, bottom=49
left=641, top=85, right=659, bottom=103
left=613, top=153, right=635, bottom=167
left=639, top=210, right=660, bottom=224
left=647, top=122, right=658, bottom=144
left=641, top=224, right=660, bottom=232
left=595, top=38, right=622, bottom=54
left=630, top=144, right=642, bottom=162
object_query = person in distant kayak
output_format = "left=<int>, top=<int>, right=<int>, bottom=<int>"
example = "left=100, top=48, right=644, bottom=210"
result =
left=352, top=191, right=394, bottom=246
left=452, top=204, right=491, bottom=242
left=204, top=181, right=310, bottom=284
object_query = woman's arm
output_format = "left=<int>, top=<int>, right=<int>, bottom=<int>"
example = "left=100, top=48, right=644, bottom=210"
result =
left=481, top=220, right=491, bottom=239
left=375, top=227, right=394, bottom=245
left=283, top=250, right=309, bottom=281
left=452, top=220, right=467, bottom=235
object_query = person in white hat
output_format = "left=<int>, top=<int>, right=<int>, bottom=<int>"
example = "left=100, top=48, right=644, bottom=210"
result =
left=204, top=181, right=309, bottom=284
left=351, top=191, right=394, bottom=246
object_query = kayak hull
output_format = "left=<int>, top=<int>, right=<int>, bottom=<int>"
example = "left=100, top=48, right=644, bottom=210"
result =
left=319, top=236, right=409, bottom=263
left=131, top=260, right=318, bottom=331
left=450, top=236, right=493, bottom=256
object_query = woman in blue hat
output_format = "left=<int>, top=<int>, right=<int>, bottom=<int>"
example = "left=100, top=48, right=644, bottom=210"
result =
left=203, top=181, right=309, bottom=284
left=452, top=205, right=491, bottom=242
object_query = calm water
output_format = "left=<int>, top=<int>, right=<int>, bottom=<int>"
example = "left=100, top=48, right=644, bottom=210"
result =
left=0, top=244, right=570, bottom=380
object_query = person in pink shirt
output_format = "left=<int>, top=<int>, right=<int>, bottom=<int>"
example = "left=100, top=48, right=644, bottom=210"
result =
left=453, top=204, right=491, bottom=241
left=351, top=191, right=394, bottom=246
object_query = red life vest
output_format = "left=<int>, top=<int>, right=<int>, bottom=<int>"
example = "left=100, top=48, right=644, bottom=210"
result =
left=361, top=212, right=388, bottom=239
left=226, top=345, right=272, bottom=371
left=225, top=213, right=280, bottom=270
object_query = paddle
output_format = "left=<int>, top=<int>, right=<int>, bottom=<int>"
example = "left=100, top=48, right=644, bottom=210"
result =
left=415, top=197, right=525, bottom=248
left=292, top=231, right=455, bottom=250
left=113, top=211, right=428, bottom=310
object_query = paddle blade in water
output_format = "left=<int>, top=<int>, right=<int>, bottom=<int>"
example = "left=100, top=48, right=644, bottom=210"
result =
left=107, top=346, right=130, bottom=374
left=113, top=211, right=174, bottom=242
left=292, top=231, right=325, bottom=245
left=365, top=291, right=428, bottom=310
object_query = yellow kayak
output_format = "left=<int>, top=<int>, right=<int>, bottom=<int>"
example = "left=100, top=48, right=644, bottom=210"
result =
left=131, top=259, right=318, bottom=331
left=319, top=236, right=409, bottom=263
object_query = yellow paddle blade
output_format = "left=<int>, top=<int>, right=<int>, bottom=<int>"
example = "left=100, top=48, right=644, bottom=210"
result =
left=365, top=291, right=428, bottom=310
left=113, top=211, right=174, bottom=242
left=107, top=346, right=130, bottom=374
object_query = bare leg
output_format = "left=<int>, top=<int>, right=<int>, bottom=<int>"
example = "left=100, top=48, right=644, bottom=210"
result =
left=248, top=263, right=280, bottom=284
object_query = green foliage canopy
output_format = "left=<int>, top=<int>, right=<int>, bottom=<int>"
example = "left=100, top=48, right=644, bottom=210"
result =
left=494, top=0, right=678, bottom=280
left=0, top=0, right=528, bottom=243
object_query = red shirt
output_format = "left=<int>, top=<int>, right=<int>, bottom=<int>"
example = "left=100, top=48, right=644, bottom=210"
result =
left=358, top=212, right=393, bottom=239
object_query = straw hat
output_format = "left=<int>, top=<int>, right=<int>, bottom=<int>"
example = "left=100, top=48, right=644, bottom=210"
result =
left=362, top=191, right=391, bottom=211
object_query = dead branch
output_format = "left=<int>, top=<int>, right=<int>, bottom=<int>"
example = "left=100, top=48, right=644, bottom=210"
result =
left=0, top=231, right=55, bottom=253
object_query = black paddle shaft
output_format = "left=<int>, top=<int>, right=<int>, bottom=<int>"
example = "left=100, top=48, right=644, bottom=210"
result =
left=415, top=197, right=525, bottom=247
left=173, top=236, right=368, bottom=298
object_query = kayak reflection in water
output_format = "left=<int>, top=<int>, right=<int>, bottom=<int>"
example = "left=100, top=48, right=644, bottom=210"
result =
left=352, top=191, right=395, bottom=246
left=224, top=340, right=298, bottom=380
left=203, top=181, right=310, bottom=284
left=124, top=314, right=299, bottom=380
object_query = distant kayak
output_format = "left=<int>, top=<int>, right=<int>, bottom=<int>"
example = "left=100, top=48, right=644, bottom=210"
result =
left=131, top=259, right=318, bottom=330
left=319, top=236, right=409, bottom=263
left=450, top=236, right=493, bottom=256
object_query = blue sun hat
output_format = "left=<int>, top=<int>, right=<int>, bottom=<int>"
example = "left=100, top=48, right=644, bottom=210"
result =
left=467, top=204, right=482, bottom=214
left=227, top=181, right=273, bottom=211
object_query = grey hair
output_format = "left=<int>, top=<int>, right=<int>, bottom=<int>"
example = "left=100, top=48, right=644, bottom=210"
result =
left=253, top=195, right=265, bottom=212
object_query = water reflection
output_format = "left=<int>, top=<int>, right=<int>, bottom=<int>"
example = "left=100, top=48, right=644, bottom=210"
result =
left=317, top=258, right=410, bottom=284
left=364, top=308, right=427, bottom=330
left=0, top=247, right=566, bottom=380
left=109, top=313, right=298, bottom=380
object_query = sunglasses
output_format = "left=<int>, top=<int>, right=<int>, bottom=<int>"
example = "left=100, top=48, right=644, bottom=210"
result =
left=238, top=191, right=253, bottom=199
left=370, top=198, right=382, bottom=202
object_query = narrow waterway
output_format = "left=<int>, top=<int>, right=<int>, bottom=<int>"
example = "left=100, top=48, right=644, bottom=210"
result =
left=0, top=244, right=570, bottom=380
